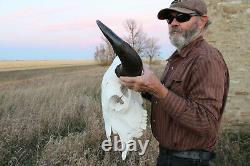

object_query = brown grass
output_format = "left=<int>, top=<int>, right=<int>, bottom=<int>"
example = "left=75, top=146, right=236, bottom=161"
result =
left=0, top=60, right=97, bottom=72
left=0, top=64, right=162, bottom=165
left=1, top=0, right=250, bottom=164
left=0, top=63, right=249, bottom=165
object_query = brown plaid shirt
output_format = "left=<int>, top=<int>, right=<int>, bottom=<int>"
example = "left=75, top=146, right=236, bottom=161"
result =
left=150, top=36, right=229, bottom=151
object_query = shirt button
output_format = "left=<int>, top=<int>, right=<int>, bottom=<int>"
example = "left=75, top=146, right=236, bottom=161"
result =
left=152, top=120, right=156, bottom=123
left=171, top=67, right=174, bottom=70
left=155, top=101, right=158, bottom=104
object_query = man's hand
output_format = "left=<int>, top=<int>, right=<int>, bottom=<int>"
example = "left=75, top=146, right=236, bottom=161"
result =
left=119, top=65, right=168, bottom=99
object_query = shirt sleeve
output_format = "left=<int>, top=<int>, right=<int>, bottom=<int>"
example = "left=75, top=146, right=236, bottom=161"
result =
left=158, top=55, right=226, bottom=137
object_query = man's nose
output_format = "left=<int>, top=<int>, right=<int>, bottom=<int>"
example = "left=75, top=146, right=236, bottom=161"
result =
left=170, top=18, right=180, bottom=26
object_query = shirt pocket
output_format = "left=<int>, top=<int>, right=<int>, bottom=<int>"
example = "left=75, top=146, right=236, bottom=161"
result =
left=165, top=77, right=185, bottom=97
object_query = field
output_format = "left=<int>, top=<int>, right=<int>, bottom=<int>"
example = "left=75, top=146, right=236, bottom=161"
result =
left=0, top=61, right=249, bottom=166
left=0, top=60, right=97, bottom=72
left=1, top=0, right=250, bottom=165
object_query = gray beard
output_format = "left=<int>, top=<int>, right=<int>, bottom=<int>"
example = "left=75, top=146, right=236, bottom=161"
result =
left=169, top=22, right=200, bottom=51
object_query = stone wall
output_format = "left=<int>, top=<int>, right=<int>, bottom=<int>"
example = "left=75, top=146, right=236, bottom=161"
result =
left=205, top=0, right=250, bottom=129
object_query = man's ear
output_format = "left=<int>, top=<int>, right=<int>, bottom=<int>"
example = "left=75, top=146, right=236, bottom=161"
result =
left=198, top=15, right=208, bottom=29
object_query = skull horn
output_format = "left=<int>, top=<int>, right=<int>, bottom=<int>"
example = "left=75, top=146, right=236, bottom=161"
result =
left=96, top=20, right=143, bottom=77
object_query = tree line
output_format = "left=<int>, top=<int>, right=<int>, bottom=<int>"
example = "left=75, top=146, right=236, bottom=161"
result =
left=95, top=19, right=160, bottom=65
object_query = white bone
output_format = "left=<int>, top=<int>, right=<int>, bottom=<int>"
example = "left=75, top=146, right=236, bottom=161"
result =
left=101, top=57, right=147, bottom=160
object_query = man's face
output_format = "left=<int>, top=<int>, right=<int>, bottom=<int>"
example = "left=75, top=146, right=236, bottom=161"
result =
left=168, top=11, right=201, bottom=50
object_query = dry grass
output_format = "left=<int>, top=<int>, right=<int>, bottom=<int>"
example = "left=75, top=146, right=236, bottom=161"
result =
left=0, top=63, right=249, bottom=166
left=0, top=63, right=160, bottom=166
left=0, top=65, right=105, bottom=165
left=0, top=0, right=250, bottom=165
left=0, top=60, right=97, bottom=72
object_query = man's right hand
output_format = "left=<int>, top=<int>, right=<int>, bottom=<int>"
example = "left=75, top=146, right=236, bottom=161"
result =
left=119, top=65, right=168, bottom=99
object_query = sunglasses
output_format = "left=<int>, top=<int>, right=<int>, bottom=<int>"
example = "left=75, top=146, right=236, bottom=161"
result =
left=165, top=13, right=199, bottom=24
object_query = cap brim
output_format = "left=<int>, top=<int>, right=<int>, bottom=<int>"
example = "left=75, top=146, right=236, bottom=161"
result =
left=158, top=7, right=195, bottom=20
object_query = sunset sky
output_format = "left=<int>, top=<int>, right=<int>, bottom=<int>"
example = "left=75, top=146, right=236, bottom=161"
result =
left=0, top=0, right=175, bottom=60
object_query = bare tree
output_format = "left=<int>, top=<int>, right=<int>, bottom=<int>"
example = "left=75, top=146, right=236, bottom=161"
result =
left=124, top=19, right=160, bottom=64
left=94, top=38, right=116, bottom=65
left=124, top=19, right=147, bottom=56
left=95, top=19, right=161, bottom=65
left=94, top=44, right=106, bottom=65
left=144, top=37, right=160, bottom=65
left=102, top=37, right=116, bottom=63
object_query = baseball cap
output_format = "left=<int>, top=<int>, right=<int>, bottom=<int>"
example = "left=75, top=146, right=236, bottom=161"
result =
left=158, top=0, right=208, bottom=20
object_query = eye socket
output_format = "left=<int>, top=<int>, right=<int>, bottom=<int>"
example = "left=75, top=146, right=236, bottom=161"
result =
left=110, top=95, right=123, bottom=104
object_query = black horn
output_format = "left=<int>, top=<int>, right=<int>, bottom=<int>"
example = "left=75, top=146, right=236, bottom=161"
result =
left=96, top=20, right=142, bottom=77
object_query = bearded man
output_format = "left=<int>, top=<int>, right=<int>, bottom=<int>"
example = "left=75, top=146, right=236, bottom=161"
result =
left=120, top=0, right=229, bottom=165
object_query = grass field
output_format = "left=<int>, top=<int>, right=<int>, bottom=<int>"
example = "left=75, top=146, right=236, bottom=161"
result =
left=0, top=60, right=97, bottom=72
left=1, top=1, right=250, bottom=164
left=0, top=62, right=249, bottom=166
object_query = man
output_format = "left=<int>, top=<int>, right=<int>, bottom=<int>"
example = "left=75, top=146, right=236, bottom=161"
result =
left=120, top=0, right=229, bottom=165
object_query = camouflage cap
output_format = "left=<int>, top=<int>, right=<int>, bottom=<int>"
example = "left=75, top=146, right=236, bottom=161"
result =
left=158, top=0, right=208, bottom=20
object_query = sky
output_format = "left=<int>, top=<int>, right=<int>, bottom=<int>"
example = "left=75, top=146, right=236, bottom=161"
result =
left=0, top=0, right=176, bottom=60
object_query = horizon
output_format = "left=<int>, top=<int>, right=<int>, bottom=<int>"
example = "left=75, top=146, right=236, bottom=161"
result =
left=0, top=0, right=176, bottom=60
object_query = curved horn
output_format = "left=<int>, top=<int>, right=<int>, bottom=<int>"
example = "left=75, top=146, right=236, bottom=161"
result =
left=96, top=20, right=142, bottom=77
